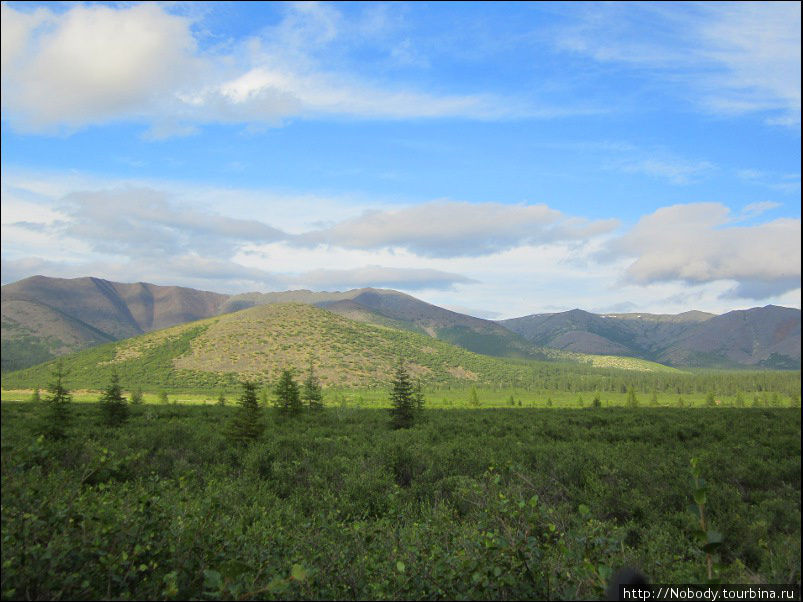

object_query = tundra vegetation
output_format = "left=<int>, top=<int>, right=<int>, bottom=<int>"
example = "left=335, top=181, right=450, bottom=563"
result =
left=1, top=376, right=800, bottom=599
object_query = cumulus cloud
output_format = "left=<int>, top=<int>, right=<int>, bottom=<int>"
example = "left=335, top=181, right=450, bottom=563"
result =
left=289, top=265, right=475, bottom=291
left=1, top=3, right=202, bottom=132
left=610, top=202, right=801, bottom=297
left=0, top=2, right=541, bottom=135
left=297, top=201, right=619, bottom=257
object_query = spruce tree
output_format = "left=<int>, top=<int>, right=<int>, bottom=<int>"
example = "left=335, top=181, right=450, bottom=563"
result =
left=302, top=362, right=323, bottom=410
left=226, top=381, right=265, bottom=444
left=99, top=371, right=129, bottom=426
left=274, top=369, right=302, bottom=414
left=131, top=386, right=144, bottom=405
left=41, top=360, right=72, bottom=439
left=413, top=379, right=426, bottom=413
left=389, top=362, right=415, bottom=429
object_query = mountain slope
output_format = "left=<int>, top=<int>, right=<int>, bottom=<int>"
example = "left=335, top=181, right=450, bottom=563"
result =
left=3, top=303, right=632, bottom=391
left=659, top=305, right=801, bottom=368
left=223, top=287, right=546, bottom=359
left=1, top=276, right=229, bottom=371
left=500, top=306, right=800, bottom=368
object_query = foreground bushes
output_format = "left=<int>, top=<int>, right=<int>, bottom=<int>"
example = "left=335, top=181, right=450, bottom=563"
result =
left=1, top=404, right=800, bottom=600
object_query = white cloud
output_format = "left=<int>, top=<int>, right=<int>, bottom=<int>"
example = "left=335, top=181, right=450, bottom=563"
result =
left=556, top=2, right=801, bottom=125
left=740, top=201, right=781, bottom=218
left=617, top=157, right=715, bottom=185
left=289, top=266, right=474, bottom=291
left=610, top=202, right=801, bottom=297
left=60, top=187, right=286, bottom=258
left=1, top=3, right=202, bottom=132
left=0, top=2, right=546, bottom=135
left=297, top=200, right=619, bottom=257
left=2, top=169, right=799, bottom=314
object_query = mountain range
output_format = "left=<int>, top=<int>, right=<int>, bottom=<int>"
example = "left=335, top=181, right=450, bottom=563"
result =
left=2, top=275, right=800, bottom=373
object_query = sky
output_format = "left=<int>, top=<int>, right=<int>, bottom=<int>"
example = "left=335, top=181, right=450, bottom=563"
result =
left=1, top=1, right=800, bottom=319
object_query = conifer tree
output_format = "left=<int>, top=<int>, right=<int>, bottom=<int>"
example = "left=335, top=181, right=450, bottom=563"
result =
left=131, top=386, right=144, bottom=405
left=626, top=386, right=639, bottom=408
left=389, top=361, right=415, bottom=429
left=99, top=371, right=129, bottom=426
left=274, top=369, right=302, bottom=414
left=41, top=360, right=72, bottom=439
left=302, top=362, right=323, bottom=410
left=226, top=381, right=265, bottom=444
left=413, top=379, right=426, bottom=413
left=217, top=391, right=226, bottom=407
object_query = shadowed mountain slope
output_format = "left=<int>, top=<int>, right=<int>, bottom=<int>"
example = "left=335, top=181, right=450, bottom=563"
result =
left=500, top=306, right=800, bottom=368
left=2, top=276, right=228, bottom=371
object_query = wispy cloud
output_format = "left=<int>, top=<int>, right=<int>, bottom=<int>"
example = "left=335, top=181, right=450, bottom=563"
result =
left=616, top=157, right=715, bottom=185
left=554, top=2, right=801, bottom=126
left=289, top=266, right=475, bottom=291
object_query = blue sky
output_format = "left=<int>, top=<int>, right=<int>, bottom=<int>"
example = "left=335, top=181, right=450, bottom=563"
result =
left=1, top=1, right=800, bottom=318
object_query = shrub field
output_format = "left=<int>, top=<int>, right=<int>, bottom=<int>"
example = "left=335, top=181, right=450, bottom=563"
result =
left=1, top=401, right=800, bottom=600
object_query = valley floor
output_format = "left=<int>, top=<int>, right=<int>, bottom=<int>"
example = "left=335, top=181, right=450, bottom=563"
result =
left=1, top=403, right=800, bottom=600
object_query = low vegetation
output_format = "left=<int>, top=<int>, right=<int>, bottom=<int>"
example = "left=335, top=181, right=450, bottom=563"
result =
left=2, top=401, right=799, bottom=600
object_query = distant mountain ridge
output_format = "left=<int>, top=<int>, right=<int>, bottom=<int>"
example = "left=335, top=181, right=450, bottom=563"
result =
left=2, top=275, right=800, bottom=372
left=500, top=306, right=801, bottom=369
left=1, top=276, right=228, bottom=371
left=1, top=275, right=542, bottom=372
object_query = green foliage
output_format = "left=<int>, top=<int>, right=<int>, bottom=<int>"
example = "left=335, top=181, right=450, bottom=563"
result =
left=412, top=380, right=426, bottom=413
left=389, top=362, right=415, bottom=429
left=626, top=387, right=639, bottom=408
left=30, top=387, right=40, bottom=403
left=226, top=381, right=265, bottom=444
left=39, top=360, right=72, bottom=440
left=2, top=404, right=799, bottom=600
left=131, top=386, right=144, bottom=405
left=217, top=391, right=226, bottom=407
left=469, top=386, right=480, bottom=407
left=99, top=371, right=128, bottom=427
left=650, top=390, right=658, bottom=406
left=274, top=369, right=302, bottom=415
left=158, top=390, right=169, bottom=404
left=302, top=362, right=323, bottom=410
left=689, top=457, right=723, bottom=582
left=592, top=392, right=601, bottom=408
left=705, top=391, right=716, bottom=407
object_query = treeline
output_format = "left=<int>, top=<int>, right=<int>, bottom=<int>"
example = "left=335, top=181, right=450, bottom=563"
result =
left=466, top=364, right=801, bottom=397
